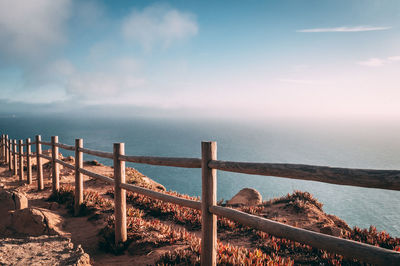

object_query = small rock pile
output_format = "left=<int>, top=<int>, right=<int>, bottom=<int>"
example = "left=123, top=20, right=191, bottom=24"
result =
left=0, top=188, right=91, bottom=265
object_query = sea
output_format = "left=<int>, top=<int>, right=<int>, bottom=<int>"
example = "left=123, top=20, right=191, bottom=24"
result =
left=1, top=115, right=400, bottom=237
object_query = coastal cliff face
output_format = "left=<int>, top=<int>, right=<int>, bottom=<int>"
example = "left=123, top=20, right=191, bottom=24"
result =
left=0, top=154, right=399, bottom=265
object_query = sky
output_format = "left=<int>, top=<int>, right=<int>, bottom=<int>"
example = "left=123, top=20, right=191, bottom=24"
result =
left=0, top=0, right=399, bottom=120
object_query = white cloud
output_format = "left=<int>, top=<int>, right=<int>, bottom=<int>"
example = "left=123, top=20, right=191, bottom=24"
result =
left=358, top=55, right=400, bottom=67
left=358, top=58, right=386, bottom=67
left=297, top=26, right=391, bottom=33
left=122, top=4, right=198, bottom=50
left=0, top=0, right=72, bottom=64
left=388, top=56, right=400, bottom=61
left=65, top=57, right=145, bottom=101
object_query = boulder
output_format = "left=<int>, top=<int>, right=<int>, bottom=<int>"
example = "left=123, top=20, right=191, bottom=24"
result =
left=227, top=188, right=262, bottom=206
left=0, top=208, right=62, bottom=237
left=14, top=191, right=28, bottom=209
left=0, top=189, right=28, bottom=215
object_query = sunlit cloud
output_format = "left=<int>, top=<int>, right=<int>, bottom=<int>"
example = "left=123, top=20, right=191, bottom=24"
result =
left=122, top=4, right=198, bottom=50
left=297, top=26, right=391, bottom=33
left=358, top=58, right=386, bottom=67
left=358, top=55, right=400, bottom=67
left=388, top=56, right=400, bottom=61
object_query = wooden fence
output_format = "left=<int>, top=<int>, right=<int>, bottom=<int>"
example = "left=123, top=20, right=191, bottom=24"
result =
left=0, top=133, right=400, bottom=265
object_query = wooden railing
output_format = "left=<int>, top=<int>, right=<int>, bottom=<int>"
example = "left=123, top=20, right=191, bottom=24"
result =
left=0, top=133, right=399, bottom=265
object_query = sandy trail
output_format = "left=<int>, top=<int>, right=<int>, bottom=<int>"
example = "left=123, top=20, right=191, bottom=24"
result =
left=0, top=160, right=191, bottom=265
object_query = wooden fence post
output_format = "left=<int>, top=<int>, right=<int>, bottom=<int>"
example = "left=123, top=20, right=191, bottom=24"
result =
left=5, top=135, right=9, bottom=164
left=1, top=135, right=4, bottom=162
left=74, top=138, right=83, bottom=216
left=1, top=134, right=4, bottom=161
left=26, top=138, right=32, bottom=184
left=51, top=136, right=60, bottom=193
left=114, top=143, right=127, bottom=245
left=19, top=140, right=24, bottom=182
left=36, top=135, right=44, bottom=190
left=201, top=141, right=217, bottom=266
left=13, top=140, right=17, bottom=176
left=0, top=134, right=3, bottom=161
left=8, top=139, right=12, bottom=171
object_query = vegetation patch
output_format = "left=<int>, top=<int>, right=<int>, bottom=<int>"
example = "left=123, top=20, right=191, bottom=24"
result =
left=48, top=185, right=112, bottom=217
left=265, top=190, right=324, bottom=212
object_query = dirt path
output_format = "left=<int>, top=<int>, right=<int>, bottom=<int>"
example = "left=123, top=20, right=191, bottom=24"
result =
left=0, top=161, right=194, bottom=265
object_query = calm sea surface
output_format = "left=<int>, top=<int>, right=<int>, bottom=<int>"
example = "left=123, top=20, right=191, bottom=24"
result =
left=1, top=116, right=400, bottom=236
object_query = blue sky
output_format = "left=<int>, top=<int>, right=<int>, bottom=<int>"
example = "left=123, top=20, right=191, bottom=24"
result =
left=0, top=0, right=399, bottom=119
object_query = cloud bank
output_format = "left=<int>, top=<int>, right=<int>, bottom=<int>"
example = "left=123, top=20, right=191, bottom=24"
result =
left=0, top=0, right=72, bottom=65
left=0, top=2, right=199, bottom=106
left=122, top=4, right=198, bottom=50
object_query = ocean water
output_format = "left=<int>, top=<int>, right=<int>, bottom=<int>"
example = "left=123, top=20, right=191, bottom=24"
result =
left=1, top=115, right=400, bottom=237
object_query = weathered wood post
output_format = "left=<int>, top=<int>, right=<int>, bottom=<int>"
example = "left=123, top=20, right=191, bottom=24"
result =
left=51, top=136, right=60, bottom=193
left=26, top=138, right=32, bottom=184
left=18, top=140, right=24, bottom=181
left=1, top=135, right=4, bottom=161
left=36, top=135, right=44, bottom=190
left=74, top=138, right=83, bottom=216
left=8, top=139, right=12, bottom=171
left=0, top=134, right=3, bottom=160
left=5, top=135, right=9, bottom=164
left=113, top=143, right=127, bottom=245
left=1, top=134, right=4, bottom=161
left=201, top=141, right=217, bottom=266
left=13, top=139, right=18, bottom=176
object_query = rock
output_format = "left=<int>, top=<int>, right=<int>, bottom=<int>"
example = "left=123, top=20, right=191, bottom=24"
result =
left=65, top=156, right=75, bottom=163
left=85, top=160, right=102, bottom=166
left=320, top=225, right=342, bottom=237
left=0, top=189, right=28, bottom=216
left=142, top=176, right=166, bottom=191
left=227, top=188, right=262, bottom=206
left=0, top=190, right=15, bottom=215
left=14, top=191, right=28, bottom=209
left=42, top=149, right=63, bottom=159
left=0, top=207, right=63, bottom=237
left=7, top=208, right=60, bottom=237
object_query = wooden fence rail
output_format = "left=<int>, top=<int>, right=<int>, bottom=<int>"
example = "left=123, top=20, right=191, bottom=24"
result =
left=209, top=160, right=400, bottom=191
left=0, top=134, right=399, bottom=265
left=120, top=154, right=202, bottom=168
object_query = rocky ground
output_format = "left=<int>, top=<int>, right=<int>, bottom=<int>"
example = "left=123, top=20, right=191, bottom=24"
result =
left=0, top=155, right=184, bottom=265
left=0, top=235, right=89, bottom=266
